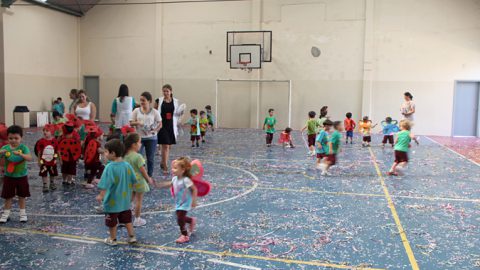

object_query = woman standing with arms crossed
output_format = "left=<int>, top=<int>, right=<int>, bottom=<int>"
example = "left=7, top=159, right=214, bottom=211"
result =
left=130, top=92, right=161, bottom=177
left=156, top=84, right=182, bottom=175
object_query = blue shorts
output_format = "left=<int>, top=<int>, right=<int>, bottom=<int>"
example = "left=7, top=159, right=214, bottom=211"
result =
left=346, top=131, right=354, bottom=138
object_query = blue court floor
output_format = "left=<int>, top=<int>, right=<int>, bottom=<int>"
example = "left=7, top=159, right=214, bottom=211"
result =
left=0, top=127, right=478, bottom=269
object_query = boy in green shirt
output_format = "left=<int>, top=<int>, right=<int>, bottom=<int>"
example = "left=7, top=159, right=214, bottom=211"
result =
left=322, top=121, right=343, bottom=176
left=0, top=125, right=33, bottom=223
left=301, top=111, right=319, bottom=156
left=387, top=120, right=419, bottom=176
left=263, top=108, right=277, bottom=147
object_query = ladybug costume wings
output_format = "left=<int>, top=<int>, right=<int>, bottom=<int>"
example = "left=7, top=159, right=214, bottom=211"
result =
left=84, top=139, right=100, bottom=164
left=58, top=138, right=82, bottom=162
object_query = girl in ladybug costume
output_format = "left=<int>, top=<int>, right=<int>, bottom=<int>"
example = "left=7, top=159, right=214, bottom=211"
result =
left=83, top=125, right=105, bottom=189
left=58, top=121, right=82, bottom=185
left=34, top=124, right=59, bottom=192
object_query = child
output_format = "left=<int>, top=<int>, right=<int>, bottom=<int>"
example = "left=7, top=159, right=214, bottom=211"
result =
left=381, top=117, right=399, bottom=147
left=34, top=124, right=59, bottom=192
left=315, top=120, right=333, bottom=172
left=162, top=157, right=198, bottom=243
left=188, top=109, right=201, bottom=147
left=52, top=111, right=67, bottom=139
left=123, top=133, right=155, bottom=227
left=0, top=125, right=33, bottom=223
left=278, top=127, right=295, bottom=148
left=0, top=125, right=7, bottom=176
left=83, top=126, right=105, bottom=189
left=301, top=111, right=319, bottom=156
left=205, top=105, right=215, bottom=132
left=199, top=111, right=209, bottom=143
left=358, top=116, right=377, bottom=147
left=387, top=120, right=419, bottom=176
left=52, top=97, right=65, bottom=116
left=96, top=139, right=137, bottom=246
left=58, top=121, right=82, bottom=185
left=344, top=112, right=356, bottom=144
left=322, top=121, right=343, bottom=175
left=263, top=109, right=276, bottom=147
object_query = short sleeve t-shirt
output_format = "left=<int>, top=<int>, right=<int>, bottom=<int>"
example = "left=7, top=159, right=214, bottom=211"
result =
left=1, top=144, right=30, bottom=178
left=172, top=176, right=194, bottom=211
left=123, top=152, right=150, bottom=193
left=359, top=121, right=372, bottom=136
left=199, top=118, right=209, bottom=132
left=306, top=119, right=318, bottom=135
left=344, top=118, right=356, bottom=132
left=329, top=131, right=342, bottom=154
left=394, top=130, right=411, bottom=152
left=315, top=130, right=328, bottom=154
left=131, top=108, right=162, bottom=139
left=264, top=116, right=276, bottom=134
left=188, top=117, right=201, bottom=136
left=97, top=161, right=136, bottom=213
left=401, top=101, right=415, bottom=121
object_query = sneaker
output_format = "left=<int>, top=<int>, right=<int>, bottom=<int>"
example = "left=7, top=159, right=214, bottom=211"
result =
left=191, top=144, right=195, bottom=147
left=94, top=205, right=104, bottom=213
left=202, top=140, right=205, bottom=143
left=386, top=171, right=398, bottom=176
left=19, top=213, right=27, bottom=223
left=50, top=182, right=57, bottom=191
left=196, top=142, right=200, bottom=147
left=84, top=183, right=95, bottom=189
left=175, top=235, right=190, bottom=243
left=189, top=217, right=196, bottom=235
left=321, top=171, right=328, bottom=176
left=93, top=178, right=100, bottom=185
left=133, top=217, right=147, bottom=227
left=104, top=237, right=117, bottom=246
left=0, top=211, right=10, bottom=223
left=128, top=235, right=137, bottom=244
left=42, top=185, right=49, bottom=193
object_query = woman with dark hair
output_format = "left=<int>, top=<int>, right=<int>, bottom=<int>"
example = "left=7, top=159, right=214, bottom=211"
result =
left=130, top=91, right=161, bottom=177
left=111, top=84, right=136, bottom=130
left=317, top=106, right=329, bottom=130
left=156, top=84, right=183, bottom=174
left=401, top=92, right=416, bottom=121
left=68, top=89, right=79, bottom=114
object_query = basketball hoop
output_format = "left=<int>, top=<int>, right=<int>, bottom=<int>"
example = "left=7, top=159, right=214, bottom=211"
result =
left=239, top=61, right=252, bottom=73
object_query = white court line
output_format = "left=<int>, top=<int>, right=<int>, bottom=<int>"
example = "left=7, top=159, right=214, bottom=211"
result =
left=129, top=247, right=177, bottom=256
left=207, top=259, right=262, bottom=270
left=51, top=236, right=97, bottom=244
left=424, top=136, right=480, bottom=167
left=29, top=162, right=259, bottom=218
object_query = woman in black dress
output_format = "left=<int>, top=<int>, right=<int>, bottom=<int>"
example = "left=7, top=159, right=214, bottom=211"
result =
left=156, top=84, right=181, bottom=174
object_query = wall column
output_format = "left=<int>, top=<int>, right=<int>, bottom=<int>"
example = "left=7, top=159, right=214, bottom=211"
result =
left=361, top=0, right=375, bottom=118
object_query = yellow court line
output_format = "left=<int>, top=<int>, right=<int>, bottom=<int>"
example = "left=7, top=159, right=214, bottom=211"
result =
left=214, top=184, right=480, bottom=203
left=0, top=226, right=385, bottom=270
left=368, top=148, right=419, bottom=270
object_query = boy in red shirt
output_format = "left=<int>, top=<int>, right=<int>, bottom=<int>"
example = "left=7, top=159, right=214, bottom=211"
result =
left=344, top=112, right=356, bottom=144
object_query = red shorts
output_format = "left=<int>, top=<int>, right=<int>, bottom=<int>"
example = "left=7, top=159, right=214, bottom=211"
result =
left=363, top=136, right=371, bottom=142
left=39, top=164, right=58, bottom=177
left=382, top=135, right=394, bottom=145
left=105, top=210, right=132, bottom=228
left=61, top=161, right=77, bottom=175
left=1, top=176, right=30, bottom=199
left=308, top=134, right=316, bottom=147
left=190, top=135, right=200, bottom=142
left=325, top=154, right=337, bottom=165
left=316, top=153, right=326, bottom=159
left=394, top=150, right=409, bottom=163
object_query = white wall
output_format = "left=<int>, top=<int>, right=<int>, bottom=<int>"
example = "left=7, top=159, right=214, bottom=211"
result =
left=2, top=1, right=79, bottom=125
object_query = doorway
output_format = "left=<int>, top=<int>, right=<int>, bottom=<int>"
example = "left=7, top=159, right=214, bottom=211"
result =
left=83, top=76, right=100, bottom=120
left=453, top=81, right=480, bottom=137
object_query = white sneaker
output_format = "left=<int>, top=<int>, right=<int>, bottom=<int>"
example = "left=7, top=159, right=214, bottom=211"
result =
left=0, top=211, right=10, bottom=223
left=104, top=237, right=117, bottom=246
left=133, top=217, right=147, bottom=227
left=19, top=213, right=27, bottom=223
left=84, top=183, right=95, bottom=189
left=94, top=205, right=104, bottom=213
left=128, top=235, right=137, bottom=244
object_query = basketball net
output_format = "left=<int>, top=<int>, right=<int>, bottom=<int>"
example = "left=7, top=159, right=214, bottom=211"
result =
left=239, top=61, right=253, bottom=73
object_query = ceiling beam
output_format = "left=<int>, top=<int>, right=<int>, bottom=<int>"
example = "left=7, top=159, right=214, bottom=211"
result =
left=23, top=0, right=83, bottom=17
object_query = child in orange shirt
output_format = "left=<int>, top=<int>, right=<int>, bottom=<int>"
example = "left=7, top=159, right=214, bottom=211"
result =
left=358, top=116, right=377, bottom=147
left=344, top=112, right=356, bottom=144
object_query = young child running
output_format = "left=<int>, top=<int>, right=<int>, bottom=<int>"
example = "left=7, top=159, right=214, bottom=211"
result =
left=188, top=109, right=201, bottom=147
left=0, top=125, right=33, bottom=223
left=381, top=117, right=399, bottom=147
left=34, top=124, right=59, bottom=192
left=96, top=139, right=137, bottom=246
left=344, top=112, right=356, bottom=144
left=322, top=121, right=343, bottom=176
left=278, top=127, right=295, bottom=148
left=123, top=133, right=155, bottom=227
left=387, top=120, right=419, bottom=176
left=161, top=157, right=198, bottom=243
left=315, top=120, right=333, bottom=172
left=199, top=111, right=209, bottom=143
left=301, top=111, right=319, bottom=156
left=358, top=116, right=377, bottom=147
left=205, top=105, right=215, bottom=132
left=263, top=109, right=276, bottom=147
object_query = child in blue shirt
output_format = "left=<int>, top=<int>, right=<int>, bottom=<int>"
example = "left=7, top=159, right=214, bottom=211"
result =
left=96, top=139, right=137, bottom=246
left=381, top=117, right=399, bottom=147
left=315, top=120, right=333, bottom=171
left=52, top=97, right=65, bottom=116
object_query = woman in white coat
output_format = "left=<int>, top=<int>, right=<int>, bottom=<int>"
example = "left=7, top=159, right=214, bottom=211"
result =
left=111, top=84, right=136, bottom=132
left=156, top=84, right=182, bottom=174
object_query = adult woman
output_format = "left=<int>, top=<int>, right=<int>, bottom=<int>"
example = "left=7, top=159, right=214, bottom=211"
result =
left=130, top=92, right=161, bottom=177
left=68, top=89, right=79, bottom=114
left=74, top=90, right=97, bottom=121
left=401, top=92, right=416, bottom=122
left=156, top=84, right=182, bottom=174
left=111, top=84, right=136, bottom=130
